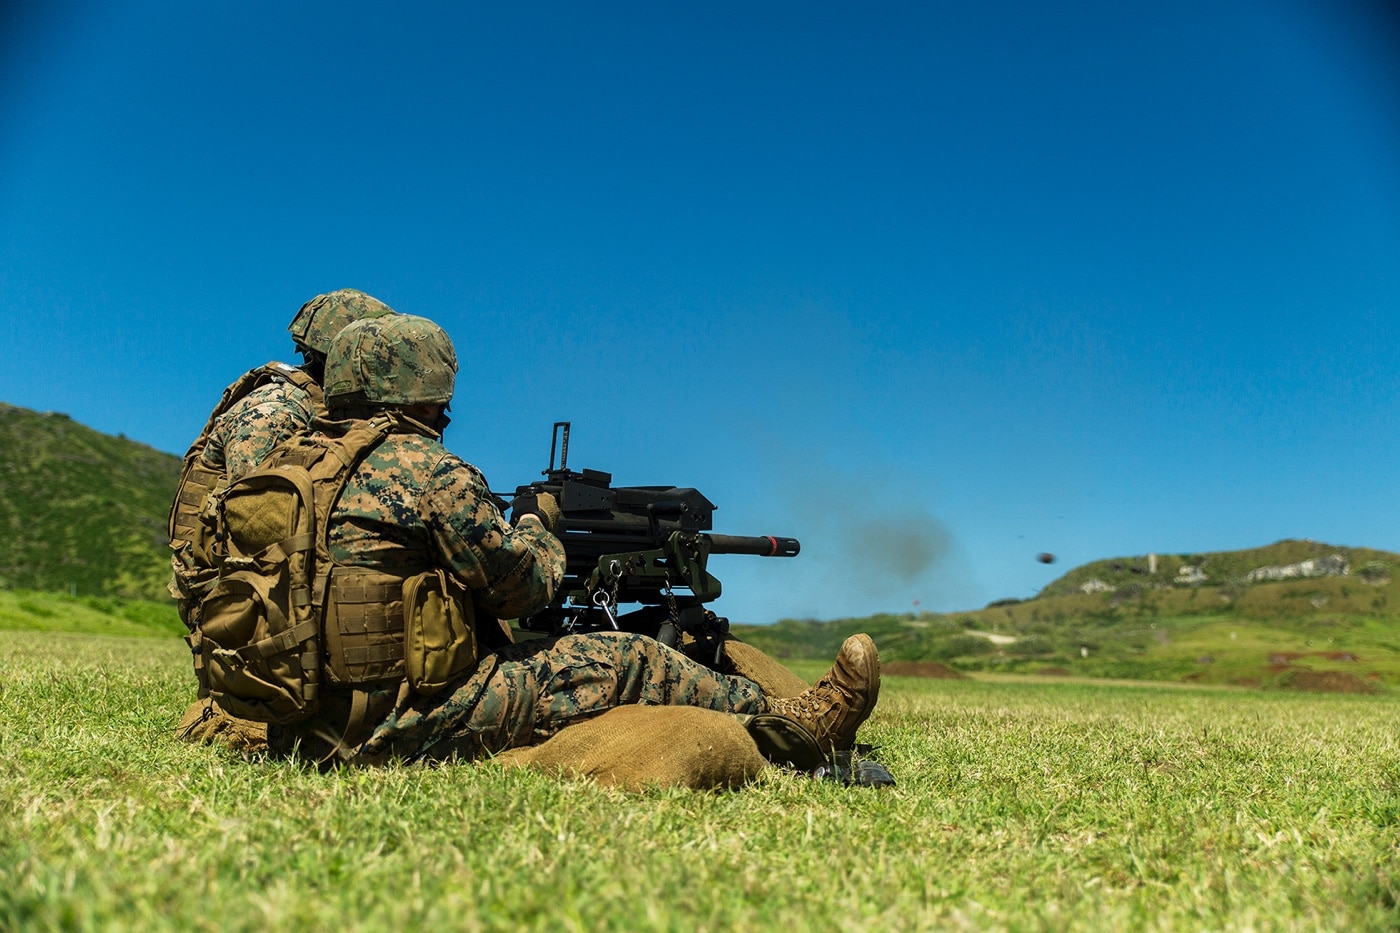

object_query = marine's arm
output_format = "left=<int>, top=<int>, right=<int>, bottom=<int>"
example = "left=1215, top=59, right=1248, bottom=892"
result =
left=198, top=380, right=316, bottom=480
left=423, top=451, right=565, bottom=619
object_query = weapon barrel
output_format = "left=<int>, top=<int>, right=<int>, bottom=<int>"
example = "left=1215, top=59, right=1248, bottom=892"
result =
left=705, top=534, right=800, bottom=557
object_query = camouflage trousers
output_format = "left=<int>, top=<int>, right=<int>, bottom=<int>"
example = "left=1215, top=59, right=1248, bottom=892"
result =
left=345, top=631, right=766, bottom=764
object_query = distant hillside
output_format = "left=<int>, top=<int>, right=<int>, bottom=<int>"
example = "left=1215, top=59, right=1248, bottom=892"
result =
left=1036, top=539, right=1396, bottom=599
left=733, top=540, right=1400, bottom=691
left=0, top=403, right=181, bottom=600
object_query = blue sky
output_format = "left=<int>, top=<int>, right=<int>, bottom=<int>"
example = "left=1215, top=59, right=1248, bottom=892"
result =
left=2, top=0, right=1397, bottom=623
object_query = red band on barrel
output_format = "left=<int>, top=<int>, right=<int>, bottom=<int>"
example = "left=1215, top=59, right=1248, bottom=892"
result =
left=767, top=535, right=778, bottom=556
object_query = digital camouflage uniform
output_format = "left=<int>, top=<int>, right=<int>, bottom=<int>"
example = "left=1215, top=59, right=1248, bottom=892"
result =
left=274, top=415, right=767, bottom=763
left=198, top=374, right=318, bottom=481
left=360, top=631, right=765, bottom=762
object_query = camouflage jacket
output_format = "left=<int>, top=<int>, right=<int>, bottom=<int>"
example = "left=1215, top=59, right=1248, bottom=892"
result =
left=197, top=373, right=319, bottom=482
left=325, top=418, right=565, bottom=620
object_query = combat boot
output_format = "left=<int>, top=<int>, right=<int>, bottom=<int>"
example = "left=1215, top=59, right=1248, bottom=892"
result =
left=764, top=634, right=880, bottom=753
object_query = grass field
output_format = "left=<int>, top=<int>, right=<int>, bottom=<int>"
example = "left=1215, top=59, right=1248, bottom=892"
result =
left=0, top=589, right=184, bottom=638
left=2, top=624, right=1398, bottom=931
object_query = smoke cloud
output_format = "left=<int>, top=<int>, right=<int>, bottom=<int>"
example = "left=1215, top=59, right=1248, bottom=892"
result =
left=848, top=515, right=951, bottom=583
left=758, top=449, right=956, bottom=611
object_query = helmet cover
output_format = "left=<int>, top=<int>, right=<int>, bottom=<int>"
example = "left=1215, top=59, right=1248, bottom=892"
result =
left=323, top=313, right=458, bottom=406
left=287, top=288, right=397, bottom=356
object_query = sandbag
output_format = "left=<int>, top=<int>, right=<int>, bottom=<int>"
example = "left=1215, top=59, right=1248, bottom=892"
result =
left=494, top=704, right=767, bottom=791
left=722, top=638, right=809, bottom=699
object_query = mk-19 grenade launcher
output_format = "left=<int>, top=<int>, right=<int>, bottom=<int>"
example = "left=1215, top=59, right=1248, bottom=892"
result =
left=508, top=422, right=799, bottom=658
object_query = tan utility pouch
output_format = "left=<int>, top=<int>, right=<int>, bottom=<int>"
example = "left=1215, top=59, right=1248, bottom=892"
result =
left=170, top=544, right=221, bottom=630
left=403, top=569, right=477, bottom=695
left=199, top=566, right=321, bottom=725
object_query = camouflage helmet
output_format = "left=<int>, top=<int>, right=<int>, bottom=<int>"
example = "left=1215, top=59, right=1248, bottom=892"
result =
left=287, top=288, right=397, bottom=356
left=323, top=313, right=458, bottom=407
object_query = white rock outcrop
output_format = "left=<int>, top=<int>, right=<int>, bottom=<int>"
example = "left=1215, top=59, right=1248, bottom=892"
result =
left=1243, top=554, right=1348, bottom=583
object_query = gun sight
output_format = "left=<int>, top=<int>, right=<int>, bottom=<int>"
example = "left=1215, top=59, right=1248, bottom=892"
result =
left=546, top=421, right=571, bottom=475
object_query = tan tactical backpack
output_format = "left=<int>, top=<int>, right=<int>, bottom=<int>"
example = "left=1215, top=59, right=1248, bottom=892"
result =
left=168, top=363, right=322, bottom=626
left=189, top=415, right=478, bottom=726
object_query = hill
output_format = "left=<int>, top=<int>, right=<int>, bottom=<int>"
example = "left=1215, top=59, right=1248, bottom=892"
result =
left=0, top=402, right=181, bottom=600
left=1036, top=539, right=1396, bottom=598
left=732, top=540, right=1400, bottom=691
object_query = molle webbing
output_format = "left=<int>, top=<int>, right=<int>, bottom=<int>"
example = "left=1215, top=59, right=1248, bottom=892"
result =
left=170, top=462, right=221, bottom=545
left=322, top=571, right=415, bottom=686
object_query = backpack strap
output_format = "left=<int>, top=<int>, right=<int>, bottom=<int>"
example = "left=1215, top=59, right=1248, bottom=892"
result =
left=303, top=414, right=397, bottom=754
left=305, top=414, right=397, bottom=602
